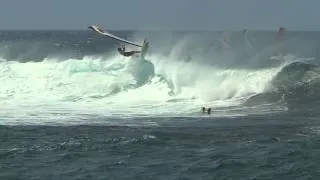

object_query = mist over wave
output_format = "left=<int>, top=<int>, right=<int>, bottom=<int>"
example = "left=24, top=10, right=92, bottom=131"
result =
left=0, top=30, right=319, bottom=125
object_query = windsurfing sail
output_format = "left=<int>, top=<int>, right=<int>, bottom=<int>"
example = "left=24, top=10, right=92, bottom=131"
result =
left=140, top=39, right=149, bottom=57
left=88, top=25, right=143, bottom=47
left=220, top=31, right=231, bottom=49
left=276, top=27, right=285, bottom=41
left=276, top=27, right=286, bottom=58
left=242, top=28, right=253, bottom=50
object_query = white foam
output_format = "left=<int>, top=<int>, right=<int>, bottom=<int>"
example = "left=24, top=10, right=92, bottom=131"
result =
left=0, top=52, right=284, bottom=125
left=1, top=34, right=298, bottom=125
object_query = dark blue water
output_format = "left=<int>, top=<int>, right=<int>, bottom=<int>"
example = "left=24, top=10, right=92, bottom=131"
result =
left=2, top=116, right=320, bottom=180
left=1, top=30, right=320, bottom=179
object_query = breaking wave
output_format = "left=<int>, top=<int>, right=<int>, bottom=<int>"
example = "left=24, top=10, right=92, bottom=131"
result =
left=0, top=30, right=318, bottom=125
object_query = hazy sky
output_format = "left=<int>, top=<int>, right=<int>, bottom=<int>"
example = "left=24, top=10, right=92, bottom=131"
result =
left=0, top=0, right=318, bottom=30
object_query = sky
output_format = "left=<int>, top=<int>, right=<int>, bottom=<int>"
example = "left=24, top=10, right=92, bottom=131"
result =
left=0, top=0, right=318, bottom=30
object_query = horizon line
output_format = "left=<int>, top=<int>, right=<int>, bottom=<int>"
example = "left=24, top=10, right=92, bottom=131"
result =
left=0, top=28, right=320, bottom=32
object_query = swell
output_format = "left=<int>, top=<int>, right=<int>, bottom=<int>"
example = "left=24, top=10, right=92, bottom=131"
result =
left=244, top=61, right=320, bottom=112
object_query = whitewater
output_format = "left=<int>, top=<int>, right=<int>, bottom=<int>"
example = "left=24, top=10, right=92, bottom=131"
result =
left=0, top=30, right=316, bottom=125
left=4, top=30, right=320, bottom=180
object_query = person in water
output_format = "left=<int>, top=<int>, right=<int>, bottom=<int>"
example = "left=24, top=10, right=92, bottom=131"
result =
left=201, top=107, right=211, bottom=115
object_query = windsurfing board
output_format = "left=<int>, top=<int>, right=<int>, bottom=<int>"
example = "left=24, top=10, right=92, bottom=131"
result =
left=88, top=25, right=143, bottom=47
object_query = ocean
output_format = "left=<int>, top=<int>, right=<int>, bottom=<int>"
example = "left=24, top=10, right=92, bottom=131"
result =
left=0, top=29, right=320, bottom=179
